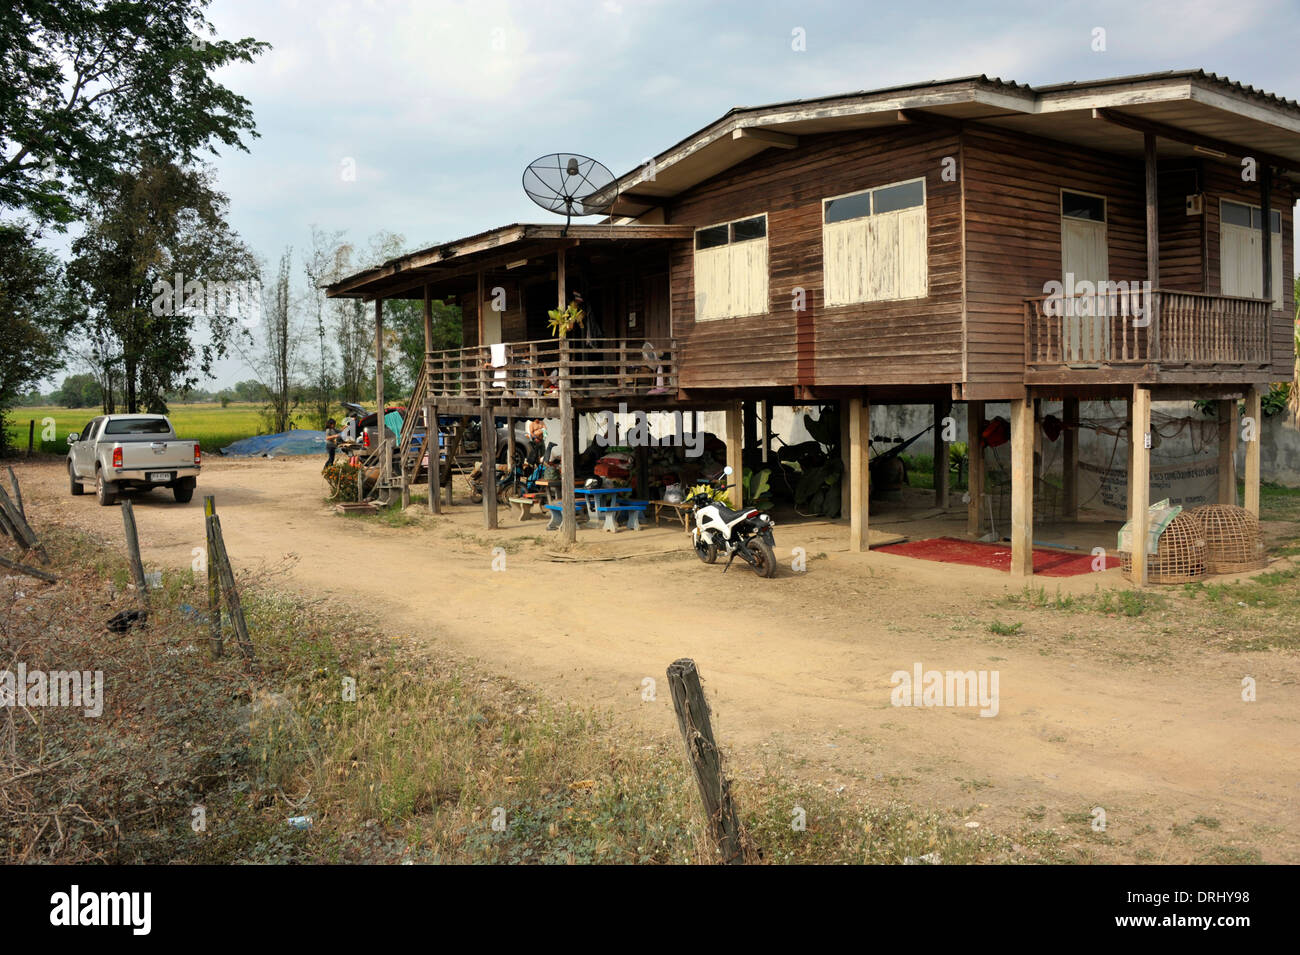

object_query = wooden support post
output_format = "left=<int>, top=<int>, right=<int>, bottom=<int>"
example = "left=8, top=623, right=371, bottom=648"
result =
left=934, top=398, right=950, bottom=509
left=666, top=658, right=745, bottom=865
left=120, top=499, right=149, bottom=610
left=840, top=400, right=851, bottom=520
left=505, top=415, right=516, bottom=478
left=1244, top=386, right=1262, bottom=518
left=26, top=420, right=35, bottom=456
left=1218, top=399, right=1238, bottom=506
left=203, top=496, right=223, bottom=659
left=967, top=401, right=985, bottom=536
left=1130, top=386, right=1152, bottom=587
left=207, top=513, right=254, bottom=664
left=1009, top=397, right=1034, bottom=578
left=849, top=394, right=870, bottom=552
left=476, top=270, right=486, bottom=346
left=1144, top=131, right=1160, bottom=289
left=636, top=444, right=649, bottom=500
left=480, top=376, right=498, bottom=530
left=1261, top=167, right=1273, bottom=306
left=556, top=248, right=566, bottom=309
left=428, top=398, right=440, bottom=514
left=1063, top=397, right=1079, bottom=520
left=374, top=297, right=388, bottom=498
left=724, top=402, right=743, bottom=508
left=761, top=401, right=772, bottom=464
left=1126, top=397, right=1136, bottom=523
left=559, top=339, right=577, bottom=543
left=742, top=401, right=757, bottom=466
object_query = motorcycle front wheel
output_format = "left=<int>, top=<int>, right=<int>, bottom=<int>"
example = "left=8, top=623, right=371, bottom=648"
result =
left=693, top=535, right=718, bottom=565
left=748, top=536, right=777, bottom=578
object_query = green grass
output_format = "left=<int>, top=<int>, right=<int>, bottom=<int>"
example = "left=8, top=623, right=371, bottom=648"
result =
left=1004, top=585, right=1168, bottom=617
left=1260, top=482, right=1300, bottom=523
left=5, top=402, right=267, bottom=454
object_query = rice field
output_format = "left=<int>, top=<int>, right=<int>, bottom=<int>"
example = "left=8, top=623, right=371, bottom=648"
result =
left=4, top=403, right=270, bottom=454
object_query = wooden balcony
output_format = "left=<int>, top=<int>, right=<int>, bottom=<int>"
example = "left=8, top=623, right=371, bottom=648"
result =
left=425, top=337, right=680, bottom=413
left=1024, top=288, right=1271, bottom=383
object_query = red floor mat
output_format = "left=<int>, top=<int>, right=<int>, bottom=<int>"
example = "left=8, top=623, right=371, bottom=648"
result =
left=875, top=536, right=1119, bottom=577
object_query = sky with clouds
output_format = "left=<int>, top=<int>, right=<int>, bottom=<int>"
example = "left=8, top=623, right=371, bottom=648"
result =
left=81, top=0, right=1300, bottom=388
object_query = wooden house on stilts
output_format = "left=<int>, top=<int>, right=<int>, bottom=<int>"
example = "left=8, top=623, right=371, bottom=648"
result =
left=326, top=70, right=1299, bottom=585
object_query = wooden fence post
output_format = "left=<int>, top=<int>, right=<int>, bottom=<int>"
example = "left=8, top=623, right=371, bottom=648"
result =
left=666, top=657, right=746, bottom=864
left=0, top=482, right=47, bottom=564
left=204, top=496, right=223, bottom=659
left=120, top=499, right=149, bottom=610
left=7, top=466, right=24, bottom=519
left=207, top=513, right=254, bottom=665
left=27, top=420, right=34, bottom=456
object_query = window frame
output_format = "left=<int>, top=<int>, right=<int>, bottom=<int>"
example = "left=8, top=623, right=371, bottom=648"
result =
left=1060, top=188, right=1108, bottom=224
left=821, top=176, right=929, bottom=306
left=1218, top=198, right=1284, bottom=309
left=692, top=212, right=770, bottom=321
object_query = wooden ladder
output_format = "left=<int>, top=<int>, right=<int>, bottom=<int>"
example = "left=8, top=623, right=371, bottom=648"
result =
left=395, top=361, right=428, bottom=488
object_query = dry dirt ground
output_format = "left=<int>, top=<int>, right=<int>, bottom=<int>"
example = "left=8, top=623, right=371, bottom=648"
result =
left=13, top=454, right=1300, bottom=863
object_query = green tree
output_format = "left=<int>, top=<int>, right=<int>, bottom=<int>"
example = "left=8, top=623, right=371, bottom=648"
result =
left=392, top=296, right=461, bottom=388
left=56, top=372, right=102, bottom=408
left=0, top=222, right=77, bottom=453
left=0, top=0, right=267, bottom=226
left=68, top=153, right=256, bottom=413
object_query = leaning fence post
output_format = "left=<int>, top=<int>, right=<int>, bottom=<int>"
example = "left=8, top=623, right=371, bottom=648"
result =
left=208, top=513, right=254, bottom=665
left=666, top=657, right=746, bottom=864
left=0, top=482, right=47, bottom=564
left=203, top=496, right=223, bottom=659
left=120, top=499, right=149, bottom=611
left=7, top=466, right=24, bottom=520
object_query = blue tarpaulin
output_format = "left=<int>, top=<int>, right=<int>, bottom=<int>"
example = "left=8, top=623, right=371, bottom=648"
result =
left=221, top=430, right=328, bottom=457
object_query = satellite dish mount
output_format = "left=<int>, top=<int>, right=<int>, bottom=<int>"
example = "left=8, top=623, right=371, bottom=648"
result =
left=522, top=153, right=618, bottom=235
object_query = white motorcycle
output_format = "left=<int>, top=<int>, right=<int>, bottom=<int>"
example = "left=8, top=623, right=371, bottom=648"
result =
left=688, top=466, right=778, bottom=579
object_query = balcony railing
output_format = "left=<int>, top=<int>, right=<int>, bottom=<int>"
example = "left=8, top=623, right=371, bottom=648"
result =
left=1025, top=289, right=1271, bottom=368
left=426, top=337, right=679, bottom=403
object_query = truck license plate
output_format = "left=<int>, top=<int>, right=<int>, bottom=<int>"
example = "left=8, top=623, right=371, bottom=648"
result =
left=148, top=472, right=172, bottom=483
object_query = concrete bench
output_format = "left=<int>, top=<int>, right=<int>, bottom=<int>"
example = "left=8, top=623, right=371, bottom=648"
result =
left=596, top=501, right=648, bottom=532
left=543, top=503, right=590, bottom=531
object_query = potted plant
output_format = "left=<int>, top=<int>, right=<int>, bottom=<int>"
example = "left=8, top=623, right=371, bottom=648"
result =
left=547, top=302, right=585, bottom=338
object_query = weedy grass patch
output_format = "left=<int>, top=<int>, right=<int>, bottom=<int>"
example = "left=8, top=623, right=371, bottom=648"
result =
left=4, top=525, right=1008, bottom=864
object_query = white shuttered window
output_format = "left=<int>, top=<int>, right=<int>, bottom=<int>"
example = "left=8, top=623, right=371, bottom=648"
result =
left=693, top=216, right=769, bottom=320
left=823, top=178, right=927, bottom=306
left=1220, top=200, right=1283, bottom=310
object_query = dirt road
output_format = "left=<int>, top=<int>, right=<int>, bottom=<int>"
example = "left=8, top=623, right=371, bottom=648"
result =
left=13, top=455, right=1300, bottom=862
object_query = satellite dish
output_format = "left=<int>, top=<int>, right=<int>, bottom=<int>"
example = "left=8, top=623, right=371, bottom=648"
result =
left=523, top=153, right=618, bottom=232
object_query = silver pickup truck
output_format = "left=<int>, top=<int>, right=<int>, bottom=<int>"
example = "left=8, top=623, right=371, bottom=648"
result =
left=66, top=414, right=201, bottom=506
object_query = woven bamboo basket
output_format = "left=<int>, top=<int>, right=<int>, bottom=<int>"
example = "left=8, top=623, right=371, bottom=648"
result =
left=1187, top=505, right=1266, bottom=573
left=1121, top=511, right=1207, bottom=583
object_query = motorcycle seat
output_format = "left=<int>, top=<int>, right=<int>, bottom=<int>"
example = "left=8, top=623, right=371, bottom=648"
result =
left=711, top=503, right=753, bottom=523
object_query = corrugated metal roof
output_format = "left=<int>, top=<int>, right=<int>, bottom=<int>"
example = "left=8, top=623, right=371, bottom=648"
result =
left=721, top=74, right=1033, bottom=117
left=1036, top=69, right=1300, bottom=113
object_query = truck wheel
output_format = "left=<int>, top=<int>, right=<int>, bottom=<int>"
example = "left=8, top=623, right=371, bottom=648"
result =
left=173, top=479, right=195, bottom=504
left=69, top=462, right=85, bottom=495
left=96, top=471, right=118, bottom=507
